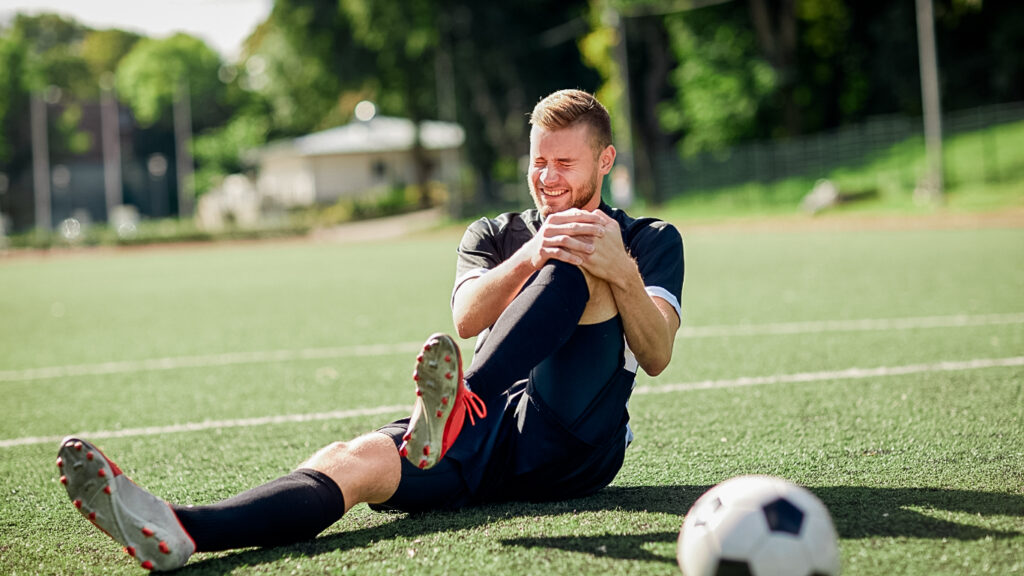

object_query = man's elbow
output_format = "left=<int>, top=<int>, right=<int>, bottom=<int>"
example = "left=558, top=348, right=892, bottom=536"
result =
left=641, top=347, right=673, bottom=377
left=454, top=321, right=477, bottom=339
left=452, top=310, right=481, bottom=339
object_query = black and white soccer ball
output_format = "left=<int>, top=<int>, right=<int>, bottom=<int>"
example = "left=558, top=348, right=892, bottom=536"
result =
left=677, top=475, right=840, bottom=576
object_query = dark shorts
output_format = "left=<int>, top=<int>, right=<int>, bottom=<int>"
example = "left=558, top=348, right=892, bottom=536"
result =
left=374, top=317, right=633, bottom=513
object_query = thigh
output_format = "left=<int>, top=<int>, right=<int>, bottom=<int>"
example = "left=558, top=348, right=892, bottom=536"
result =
left=528, top=315, right=628, bottom=433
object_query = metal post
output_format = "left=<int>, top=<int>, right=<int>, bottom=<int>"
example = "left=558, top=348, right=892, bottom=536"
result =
left=915, top=0, right=944, bottom=199
left=604, top=4, right=636, bottom=207
left=30, top=93, right=51, bottom=230
left=100, top=73, right=123, bottom=220
left=173, top=78, right=194, bottom=217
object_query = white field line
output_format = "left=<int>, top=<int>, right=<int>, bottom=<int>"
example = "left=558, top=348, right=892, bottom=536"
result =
left=0, top=405, right=411, bottom=449
left=633, top=356, right=1024, bottom=395
left=2, top=356, right=1021, bottom=449
left=2, top=312, right=1022, bottom=384
left=676, top=312, right=1024, bottom=338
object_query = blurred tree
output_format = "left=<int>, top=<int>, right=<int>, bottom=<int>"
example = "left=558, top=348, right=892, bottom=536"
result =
left=441, top=0, right=598, bottom=205
left=265, top=0, right=598, bottom=208
left=115, top=34, right=227, bottom=130
left=0, top=28, right=35, bottom=165
left=4, top=14, right=95, bottom=156
left=248, top=0, right=374, bottom=135
left=659, top=4, right=776, bottom=156
left=81, top=28, right=141, bottom=77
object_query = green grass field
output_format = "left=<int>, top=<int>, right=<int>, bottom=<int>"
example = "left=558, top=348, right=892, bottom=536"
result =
left=1, top=218, right=1022, bottom=575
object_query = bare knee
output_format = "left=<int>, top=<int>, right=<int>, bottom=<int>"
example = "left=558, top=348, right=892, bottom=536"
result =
left=299, top=433, right=401, bottom=511
left=580, top=270, right=618, bottom=325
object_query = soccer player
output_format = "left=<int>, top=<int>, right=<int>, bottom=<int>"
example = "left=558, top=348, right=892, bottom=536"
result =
left=57, top=89, right=684, bottom=571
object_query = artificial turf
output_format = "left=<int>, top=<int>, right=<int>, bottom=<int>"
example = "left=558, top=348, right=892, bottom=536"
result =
left=0, top=219, right=1021, bottom=575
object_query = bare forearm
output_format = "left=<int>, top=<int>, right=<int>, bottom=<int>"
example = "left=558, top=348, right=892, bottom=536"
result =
left=452, top=253, right=536, bottom=338
left=609, top=260, right=679, bottom=376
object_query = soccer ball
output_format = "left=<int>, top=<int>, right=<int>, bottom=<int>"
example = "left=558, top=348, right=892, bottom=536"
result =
left=677, top=475, right=840, bottom=576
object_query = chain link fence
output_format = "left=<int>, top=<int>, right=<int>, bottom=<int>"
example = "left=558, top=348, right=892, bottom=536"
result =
left=653, top=101, right=1024, bottom=199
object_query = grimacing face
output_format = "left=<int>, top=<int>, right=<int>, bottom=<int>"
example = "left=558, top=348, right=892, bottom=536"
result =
left=527, top=123, right=614, bottom=218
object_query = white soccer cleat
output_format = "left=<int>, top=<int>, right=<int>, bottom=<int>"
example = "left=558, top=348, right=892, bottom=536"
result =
left=57, top=437, right=195, bottom=571
left=398, top=333, right=486, bottom=470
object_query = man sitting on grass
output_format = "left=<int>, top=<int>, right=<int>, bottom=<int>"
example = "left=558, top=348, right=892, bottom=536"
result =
left=57, top=89, right=685, bottom=571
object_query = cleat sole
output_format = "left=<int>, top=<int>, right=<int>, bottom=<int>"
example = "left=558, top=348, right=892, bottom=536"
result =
left=402, top=334, right=462, bottom=470
left=58, top=437, right=194, bottom=571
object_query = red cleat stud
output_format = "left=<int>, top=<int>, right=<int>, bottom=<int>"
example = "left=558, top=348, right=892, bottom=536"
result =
left=97, top=469, right=106, bottom=478
left=398, top=444, right=409, bottom=457
left=416, top=389, right=422, bottom=396
left=422, top=445, right=430, bottom=456
left=412, top=372, right=419, bottom=381
left=416, top=354, right=424, bottom=362
left=444, top=355, right=451, bottom=362
left=73, top=499, right=82, bottom=509
left=418, top=459, right=428, bottom=469
left=56, top=457, right=63, bottom=468
left=445, top=372, right=453, bottom=380
left=125, top=546, right=136, bottom=557
left=86, top=452, right=94, bottom=461
left=74, top=442, right=83, bottom=451
left=441, top=397, right=449, bottom=405
left=436, top=410, right=443, bottom=418
left=141, top=527, right=155, bottom=538
left=159, top=541, right=170, bottom=554
left=103, top=486, right=112, bottom=495
left=141, top=560, right=154, bottom=570
left=60, top=476, right=68, bottom=485
left=88, top=512, right=97, bottom=521
left=402, top=432, right=411, bottom=442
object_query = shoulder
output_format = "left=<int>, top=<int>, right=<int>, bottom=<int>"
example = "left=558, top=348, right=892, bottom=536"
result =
left=601, top=203, right=682, bottom=250
left=464, top=208, right=542, bottom=241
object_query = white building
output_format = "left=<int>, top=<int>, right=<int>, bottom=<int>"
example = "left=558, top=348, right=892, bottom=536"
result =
left=252, top=116, right=465, bottom=207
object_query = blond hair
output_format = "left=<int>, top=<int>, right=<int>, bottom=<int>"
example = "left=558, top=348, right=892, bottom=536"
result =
left=529, top=89, right=612, bottom=153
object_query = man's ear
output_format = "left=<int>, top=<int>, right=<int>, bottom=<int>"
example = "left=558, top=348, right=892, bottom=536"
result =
left=599, top=145, right=617, bottom=175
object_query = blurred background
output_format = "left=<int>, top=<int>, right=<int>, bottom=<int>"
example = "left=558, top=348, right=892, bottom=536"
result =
left=0, top=0, right=1021, bottom=247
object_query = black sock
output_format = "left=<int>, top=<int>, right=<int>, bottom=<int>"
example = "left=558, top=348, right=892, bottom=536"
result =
left=171, top=469, right=345, bottom=552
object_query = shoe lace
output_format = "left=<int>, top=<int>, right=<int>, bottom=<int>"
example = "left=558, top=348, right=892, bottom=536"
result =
left=458, top=387, right=487, bottom=425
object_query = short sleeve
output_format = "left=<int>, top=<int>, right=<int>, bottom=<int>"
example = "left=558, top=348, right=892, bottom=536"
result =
left=451, top=218, right=502, bottom=306
left=631, top=222, right=684, bottom=319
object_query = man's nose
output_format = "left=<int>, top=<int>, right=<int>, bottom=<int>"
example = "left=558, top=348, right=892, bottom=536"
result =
left=540, top=166, right=559, bottom=184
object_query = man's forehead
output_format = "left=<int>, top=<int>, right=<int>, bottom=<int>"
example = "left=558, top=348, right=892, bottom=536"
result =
left=530, top=124, right=593, bottom=154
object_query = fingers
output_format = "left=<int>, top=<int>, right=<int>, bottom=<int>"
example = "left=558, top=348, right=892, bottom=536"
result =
left=542, top=221, right=605, bottom=239
left=544, top=209, right=604, bottom=225
left=540, top=247, right=585, bottom=266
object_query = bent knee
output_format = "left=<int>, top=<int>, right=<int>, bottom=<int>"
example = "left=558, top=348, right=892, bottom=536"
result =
left=579, top=270, right=618, bottom=325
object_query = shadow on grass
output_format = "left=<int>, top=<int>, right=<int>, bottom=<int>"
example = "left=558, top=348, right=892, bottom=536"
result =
left=179, top=485, right=1023, bottom=574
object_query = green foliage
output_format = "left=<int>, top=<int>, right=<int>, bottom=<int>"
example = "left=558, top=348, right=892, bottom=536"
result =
left=578, top=2, right=628, bottom=145
left=80, top=28, right=141, bottom=77
left=659, top=8, right=776, bottom=156
left=191, top=111, right=270, bottom=195
left=115, top=33, right=225, bottom=129
left=0, top=30, right=34, bottom=163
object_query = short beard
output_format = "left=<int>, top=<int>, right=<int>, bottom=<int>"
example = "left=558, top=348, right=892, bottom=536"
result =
left=531, top=171, right=600, bottom=219
left=572, top=172, right=599, bottom=211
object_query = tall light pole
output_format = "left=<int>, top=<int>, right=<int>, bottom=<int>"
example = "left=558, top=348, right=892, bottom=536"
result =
left=100, top=72, right=124, bottom=219
left=173, top=78, right=194, bottom=217
left=915, top=0, right=944, bottom=200
left=30, top=93, right=51, bottom=230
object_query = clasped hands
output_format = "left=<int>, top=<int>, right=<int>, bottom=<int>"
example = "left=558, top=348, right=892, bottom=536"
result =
left=525, top=209, right=629, bottom=284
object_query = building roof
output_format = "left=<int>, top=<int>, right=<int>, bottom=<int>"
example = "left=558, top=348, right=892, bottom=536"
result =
left=256, top=116, right=465, bottom=159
